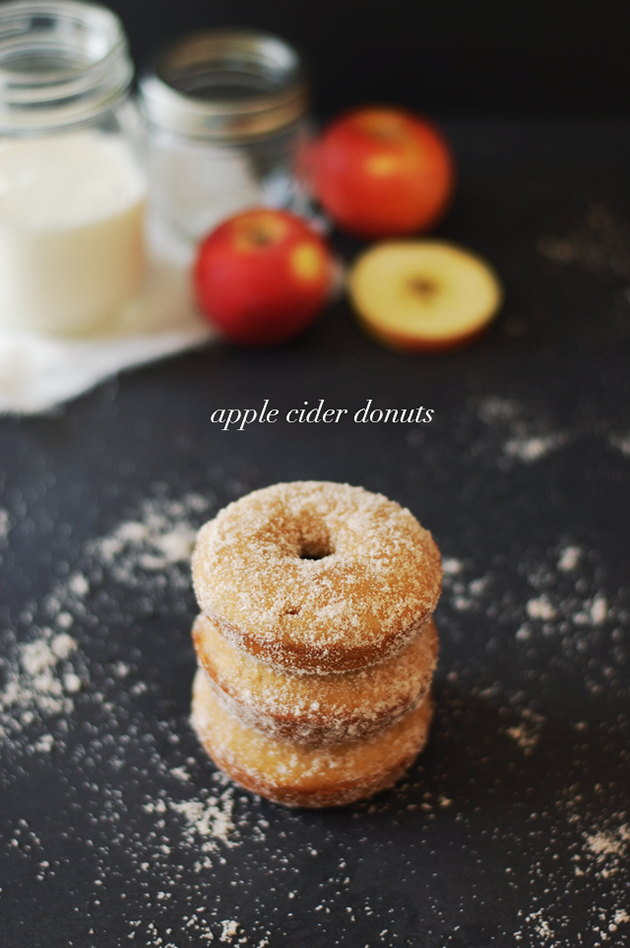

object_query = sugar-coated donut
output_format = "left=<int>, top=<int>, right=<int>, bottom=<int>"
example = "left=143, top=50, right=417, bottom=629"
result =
left=191, top=667, right=433, bottom=808
left=192, top=612, right=438, bottom=745
left=192, top=481, right=442, bottom=673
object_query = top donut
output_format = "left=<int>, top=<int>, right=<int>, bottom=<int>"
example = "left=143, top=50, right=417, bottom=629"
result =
left=192, top=481, right=442, bottom=674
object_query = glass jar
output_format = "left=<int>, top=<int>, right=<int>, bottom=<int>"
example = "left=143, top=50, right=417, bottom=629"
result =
left=139, top=30, right=313, bottom=263
left=0, top=0, right=147, bottom=335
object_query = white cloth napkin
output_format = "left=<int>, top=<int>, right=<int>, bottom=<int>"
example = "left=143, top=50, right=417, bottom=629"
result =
left=0, top=254, right=214, bottom=415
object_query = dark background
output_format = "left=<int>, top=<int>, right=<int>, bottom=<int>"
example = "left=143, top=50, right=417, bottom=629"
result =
left=2, top=3, right=630, bottom=947
left=109, top=0, right=630, bottom=115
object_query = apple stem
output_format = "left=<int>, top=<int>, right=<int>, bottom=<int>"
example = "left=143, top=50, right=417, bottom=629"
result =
left=250, top=228, right=273, bottom=246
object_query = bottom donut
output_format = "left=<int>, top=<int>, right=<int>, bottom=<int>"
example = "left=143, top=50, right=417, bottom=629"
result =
left=191, top=667, right=433, bottom=808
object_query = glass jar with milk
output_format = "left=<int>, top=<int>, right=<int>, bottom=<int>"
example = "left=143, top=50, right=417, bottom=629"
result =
left=0, top=0, right=147, bottom=335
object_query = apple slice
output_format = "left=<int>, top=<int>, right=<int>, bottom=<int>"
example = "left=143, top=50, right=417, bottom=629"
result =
left=348, top=240, right=503, bottom=352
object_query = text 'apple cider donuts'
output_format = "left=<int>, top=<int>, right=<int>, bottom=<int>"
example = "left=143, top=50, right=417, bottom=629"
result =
left=189, top=480, right=443, bottom=808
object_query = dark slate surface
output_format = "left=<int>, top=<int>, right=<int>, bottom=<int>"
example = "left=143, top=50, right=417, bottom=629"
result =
left=112, top=0, right=630, bottom=115
left=1, top=120, right=629, bottom=948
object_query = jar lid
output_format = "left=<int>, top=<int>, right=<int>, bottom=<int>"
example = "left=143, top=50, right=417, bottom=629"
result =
left=139, top=31, right=309, bottom=144
left=0, top=0, right=132, bottom=132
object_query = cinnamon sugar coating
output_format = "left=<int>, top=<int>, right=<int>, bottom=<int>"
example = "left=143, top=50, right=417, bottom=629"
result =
left=192, top=612, right=438, bottom=745
left=192, top=481, right=442, bottom=673
left=191, top=667, right=433, bottom=808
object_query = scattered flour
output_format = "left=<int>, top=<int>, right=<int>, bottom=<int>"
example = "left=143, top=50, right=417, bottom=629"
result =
left=1, top=478, right=628, bottom=948
left=590, top=596, right=609, bottom=626
left=513, top=810, right=630, bottom=947
left=440, top=534, right=629, bottom=948
left=504, top=432, right=570, bottom=464
left=0, top=506, right=10, bottom=543
left=526, top=596, right=558, bottom=621
left=476, top=395, right=520, bottom=424
left=469, top=394, right=572, bottom=468
left=558, top=546, right=581, bottom=572
left=506, top=724, right=540, bottom=754
left=539, top=203, right=630, bottom=279
left=170, top=788, right=236, bottom=853
left=219, top=919, right=240, bottom=943
left=442, top=557, right=463, bottom=576
left=442, top=536, right=627, bottom=702
left=0, top=484, right=294, bottom=947
left=584, top=823, right=630, bottom=872
left=506, top=710, right=546, bottom=756
left=608, top=432, right=630, bottom=457
left=520, top=908, right=556, bottom=945
left=0, top=627, right=85, bottom=745
left=87, top=492, right=209, bottom=588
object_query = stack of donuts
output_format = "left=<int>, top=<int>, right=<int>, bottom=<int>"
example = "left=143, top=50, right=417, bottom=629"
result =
left=190, top=481, right=442, bottom=808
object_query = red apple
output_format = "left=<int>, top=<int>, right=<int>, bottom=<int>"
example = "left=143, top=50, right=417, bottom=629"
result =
left=194, top=208, right=333, bottom=346
left=312, top=106, right=455, bottom=239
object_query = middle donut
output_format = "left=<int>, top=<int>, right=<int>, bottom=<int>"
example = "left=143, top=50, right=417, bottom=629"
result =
left=193, top=612, right=439, bottom=745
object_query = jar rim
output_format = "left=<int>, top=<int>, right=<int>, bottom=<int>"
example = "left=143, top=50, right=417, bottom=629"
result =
left=0, top=0, right=133, bottom=132
left=139, top=30, right=309, bottom=144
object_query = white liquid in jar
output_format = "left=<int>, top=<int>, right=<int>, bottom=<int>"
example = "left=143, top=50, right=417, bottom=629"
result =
left=0, top=132, right=147, bottom=335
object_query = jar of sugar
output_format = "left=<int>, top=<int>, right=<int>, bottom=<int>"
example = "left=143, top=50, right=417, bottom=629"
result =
left=139, top=31, right=313, bottom=263
left=0, top=0, right=147, bottom=335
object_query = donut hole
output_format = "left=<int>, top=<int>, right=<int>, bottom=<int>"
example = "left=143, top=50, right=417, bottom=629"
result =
left=295, top=515, right=335, bottom=560
left=298, top=535, right=334, bottom=560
